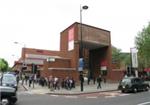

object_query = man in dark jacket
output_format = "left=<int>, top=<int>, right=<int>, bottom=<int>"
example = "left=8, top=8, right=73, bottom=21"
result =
left=97, top=75, right=102, bottom=89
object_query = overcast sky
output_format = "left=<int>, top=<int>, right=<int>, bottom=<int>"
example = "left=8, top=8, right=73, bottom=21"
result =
left=0, top=0, right=150, bottom=67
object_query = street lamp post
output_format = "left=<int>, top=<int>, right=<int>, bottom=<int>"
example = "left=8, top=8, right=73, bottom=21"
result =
left=80, top=5, right=88, bottom=58
left=14, top=42, right=26, bottom=65
left=14, top=42, right=26, bottom=79
left=79, top=5, right=88, bottom=92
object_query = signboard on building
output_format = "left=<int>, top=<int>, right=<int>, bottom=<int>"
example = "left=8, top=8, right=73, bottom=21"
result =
left=100, top=59, right=108, bottom=76
left=100, top=59, right=107, bottom=70
left=78, top=58, right=84, bottom=71
left=47, top=57, right=55, bottom=62
left=68, top=27, right=74, bottom=51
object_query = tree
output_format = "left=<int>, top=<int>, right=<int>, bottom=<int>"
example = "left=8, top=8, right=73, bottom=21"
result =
left=112, top=46, right=122, bottom=68
left=120, top=53, right=130, bottom=66
left=112, top=46, right=130, bottom=69
left=0, top=58, right=9, bottom=72
left=135, top=22, right=150, bottom=68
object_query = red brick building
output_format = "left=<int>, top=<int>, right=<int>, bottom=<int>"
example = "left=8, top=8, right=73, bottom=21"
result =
left=13, top=22, right=123, bottom=82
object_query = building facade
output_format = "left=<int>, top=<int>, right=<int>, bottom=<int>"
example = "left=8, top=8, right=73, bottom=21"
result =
left=13, top=22, right=122, bottom=82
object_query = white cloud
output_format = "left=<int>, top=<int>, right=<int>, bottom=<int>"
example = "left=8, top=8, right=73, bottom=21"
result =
left=0, top=0, right=150, bottom=66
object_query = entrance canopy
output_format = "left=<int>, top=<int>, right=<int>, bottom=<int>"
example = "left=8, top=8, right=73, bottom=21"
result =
left=83, top=41, right=108, bottom=50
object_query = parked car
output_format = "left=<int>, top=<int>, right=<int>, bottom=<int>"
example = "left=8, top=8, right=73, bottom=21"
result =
left=118, top=77, right=150, bottom=93
left=0, top=73, right=18, bottom=91
left=0, top=85, right=17, bottom=105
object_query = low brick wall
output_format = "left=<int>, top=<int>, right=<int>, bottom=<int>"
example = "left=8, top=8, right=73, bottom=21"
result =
left=109, top=70, right=125, bottom=82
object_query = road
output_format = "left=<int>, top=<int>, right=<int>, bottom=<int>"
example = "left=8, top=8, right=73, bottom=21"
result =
left=16, top=87, right=150, bottom=105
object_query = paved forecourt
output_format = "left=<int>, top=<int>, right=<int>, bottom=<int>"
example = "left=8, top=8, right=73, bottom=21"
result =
left=22, top=82, right=119, bottom=95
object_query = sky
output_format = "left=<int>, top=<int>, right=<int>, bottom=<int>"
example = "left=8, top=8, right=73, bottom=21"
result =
left=0, top=0, right=150, bottom=67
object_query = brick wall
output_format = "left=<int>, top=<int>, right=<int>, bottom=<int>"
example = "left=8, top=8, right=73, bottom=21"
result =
left=41, top=58, right=79, bottom=81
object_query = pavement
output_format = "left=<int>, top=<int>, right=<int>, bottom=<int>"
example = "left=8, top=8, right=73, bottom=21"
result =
left=20, top=81, right=119, bottom=95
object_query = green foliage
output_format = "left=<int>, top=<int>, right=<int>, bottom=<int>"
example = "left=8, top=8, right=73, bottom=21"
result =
left=0, top=58, right=9, bottom=72
left=120, top=53, right=130, bottom=66
left=112, top=46, right=121, bottom=63
left=112, top=46, right=121, bottom=68
left=135, top=22, right=150, bottom=68
left=112, top=46, right=130, bottom=68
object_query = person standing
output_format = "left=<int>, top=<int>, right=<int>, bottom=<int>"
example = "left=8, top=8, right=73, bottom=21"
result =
left=79, top=74, right=84, bottom=91
left=25, top=74, right=29, bottom=85
left=48, top=75, right=54, bottom=91
left=16, top=74, right=20, bottom=85
left=97, top=75, right=102, bottom=89
left=93, top=76, right=96, bottom=84
left=103, top=76, right=106, bottom=83
left=29, top=74, right=33, bottom=87
left=21, top=74, right=25, bottom=85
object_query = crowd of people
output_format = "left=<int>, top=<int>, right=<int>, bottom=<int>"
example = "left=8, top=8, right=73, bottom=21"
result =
left=17, top=73, right=105, bottom=91
left=20, top=74, right=76, bottom=91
